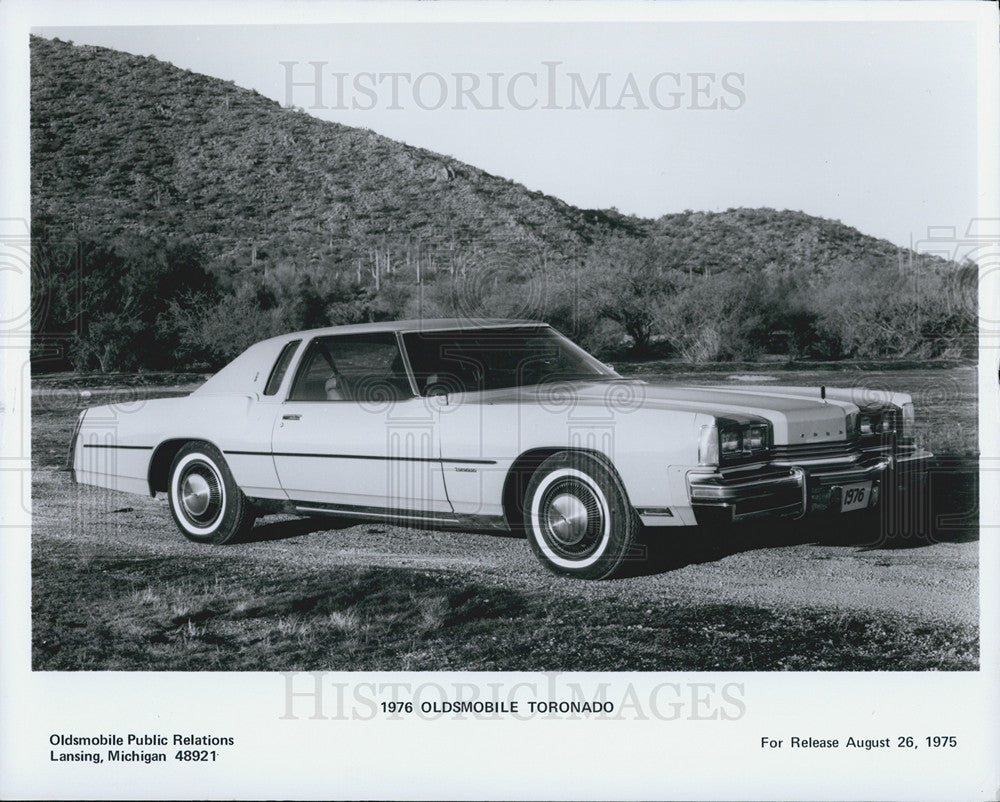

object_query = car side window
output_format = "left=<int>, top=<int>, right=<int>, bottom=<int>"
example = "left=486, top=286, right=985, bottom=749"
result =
left=263, top=340, right=301, bottom=396
left=287, top=333, right=413, bottom=402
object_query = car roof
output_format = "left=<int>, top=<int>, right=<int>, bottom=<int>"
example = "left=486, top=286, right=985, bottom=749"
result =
left=194, top=319, right=556, bottom=398
left=264, top=318, right=546, bottom=343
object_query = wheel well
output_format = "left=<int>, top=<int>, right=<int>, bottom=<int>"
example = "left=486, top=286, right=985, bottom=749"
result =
left=501, top=447, right=631, bottom=530
left=147, top=439, right=202, bottom=496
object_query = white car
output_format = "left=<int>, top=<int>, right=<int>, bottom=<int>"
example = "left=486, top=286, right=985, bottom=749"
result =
left=70, top=319, right=930, bottom=579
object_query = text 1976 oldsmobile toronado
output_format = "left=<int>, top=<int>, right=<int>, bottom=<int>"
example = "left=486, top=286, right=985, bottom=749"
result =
left=70, top=319, right=931, bottom=579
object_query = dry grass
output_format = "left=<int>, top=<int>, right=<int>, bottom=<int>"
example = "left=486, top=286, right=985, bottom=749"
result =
left=32, top=546, right=977, bottom=672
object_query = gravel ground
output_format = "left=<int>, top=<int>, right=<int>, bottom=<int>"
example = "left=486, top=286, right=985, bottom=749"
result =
left=33, top=467, right=979, bottom=628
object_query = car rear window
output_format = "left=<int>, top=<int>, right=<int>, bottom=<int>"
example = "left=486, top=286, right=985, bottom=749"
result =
left=263, top=340, right=301, bottom=395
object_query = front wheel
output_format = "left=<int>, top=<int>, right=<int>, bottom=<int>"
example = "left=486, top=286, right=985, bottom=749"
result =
left=168, top=441, right=255, bottom=544
left=523, top=452, right=639, bottom=579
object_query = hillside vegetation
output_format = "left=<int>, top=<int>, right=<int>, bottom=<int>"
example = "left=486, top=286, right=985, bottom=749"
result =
left=30, top=36, right=975, bottom=371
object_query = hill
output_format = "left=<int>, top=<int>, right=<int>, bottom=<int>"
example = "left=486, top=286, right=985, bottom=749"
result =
left=29, top=36, right=975, bottom=370
left=30, top=36, right=639, bottom=267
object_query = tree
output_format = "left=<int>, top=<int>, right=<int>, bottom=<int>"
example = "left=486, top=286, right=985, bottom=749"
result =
left=579, top=236, right=684, bottom=354
left=655, top=271, right=767, bottom=363
left=35, top=227, right=216, bottom=371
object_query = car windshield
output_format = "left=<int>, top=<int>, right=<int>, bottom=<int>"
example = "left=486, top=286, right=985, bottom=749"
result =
left=402, top=326, right=617, bottom=395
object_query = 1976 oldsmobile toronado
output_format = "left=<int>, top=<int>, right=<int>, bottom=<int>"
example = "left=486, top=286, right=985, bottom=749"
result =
left=70, top=319, right=931, bottom=578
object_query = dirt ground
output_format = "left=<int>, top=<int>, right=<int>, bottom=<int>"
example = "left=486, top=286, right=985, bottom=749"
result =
left=28, top=367, right=980, bottom=671
left=33, top=465, right=979, bottom=624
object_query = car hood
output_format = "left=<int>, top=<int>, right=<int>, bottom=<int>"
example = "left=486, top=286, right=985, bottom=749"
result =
left=474, top=380, right=907, bottom=445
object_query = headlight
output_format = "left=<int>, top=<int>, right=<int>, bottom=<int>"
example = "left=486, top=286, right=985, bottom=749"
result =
left=701, top=420, right=771, bottom=465
left=846, top=411, right=858, bottom=436
left=746, top=425, right=768, bottom=450
left=720, top=428, right=742, bottom=455
left=858, top=408, right=898, bottom=436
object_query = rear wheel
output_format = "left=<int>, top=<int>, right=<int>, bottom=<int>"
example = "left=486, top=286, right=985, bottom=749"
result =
left=523, top=452, right=638, bottom=579
left=168, top=441, right=255, bottom=544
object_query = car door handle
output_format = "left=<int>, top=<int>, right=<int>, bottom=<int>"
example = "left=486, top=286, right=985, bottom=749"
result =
left=282, top=414, right=302, bottom=421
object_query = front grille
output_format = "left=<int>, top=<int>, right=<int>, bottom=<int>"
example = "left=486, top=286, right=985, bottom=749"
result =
left=859, top=433, right=896, bottom=451
left=770, top=439, right=860, bottom=463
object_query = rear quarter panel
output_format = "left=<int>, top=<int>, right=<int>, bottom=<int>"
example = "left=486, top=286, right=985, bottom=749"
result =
left=74, top=394, right=285, bottom=499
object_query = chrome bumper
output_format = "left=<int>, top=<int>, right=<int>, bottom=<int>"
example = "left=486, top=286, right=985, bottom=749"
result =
left=687, top=447, right=931, bottom=523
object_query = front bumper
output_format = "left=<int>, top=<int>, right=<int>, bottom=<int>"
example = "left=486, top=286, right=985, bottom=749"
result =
left=687, top=446, right=931, bottom=523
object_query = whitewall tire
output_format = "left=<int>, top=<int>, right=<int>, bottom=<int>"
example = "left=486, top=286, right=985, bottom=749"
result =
left=168, top=442, right=255, bottom=544
left=524, top=452, right=638, bottom=579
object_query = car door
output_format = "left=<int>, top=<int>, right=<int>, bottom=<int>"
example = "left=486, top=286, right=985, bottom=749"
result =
left=271, top=332, right=452, bottom=515
left=400, top=327, right=527, bottom=519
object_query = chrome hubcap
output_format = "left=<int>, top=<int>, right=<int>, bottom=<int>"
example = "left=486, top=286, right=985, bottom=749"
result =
left=536, top=476, right=606, bottom=561
left=546, top=492, right=590, bottom=546
left=182, top=473, right=212, bottom=517
left=177, top=461, right=223, bottom=527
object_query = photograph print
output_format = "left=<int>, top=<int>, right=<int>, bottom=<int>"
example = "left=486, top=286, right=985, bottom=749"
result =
left=26, top=13, right=983, bottom=674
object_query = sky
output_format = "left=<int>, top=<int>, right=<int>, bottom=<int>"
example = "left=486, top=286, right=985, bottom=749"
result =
left=33, top=17, right=981, bottom=249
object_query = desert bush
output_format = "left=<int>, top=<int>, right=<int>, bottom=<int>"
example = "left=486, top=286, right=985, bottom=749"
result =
left=655, top=272, right=765, bottom=362
left=806, top=259, right=976, bottom=359
left=166, top=283, right=282, bottom=367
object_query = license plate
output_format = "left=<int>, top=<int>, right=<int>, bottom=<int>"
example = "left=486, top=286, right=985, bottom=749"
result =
left=841, top=482, right=871, bottom=512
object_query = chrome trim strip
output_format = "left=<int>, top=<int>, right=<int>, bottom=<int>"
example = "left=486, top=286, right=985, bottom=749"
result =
left=291, top=500, right=508, bottom=530
left=636, top=506, right=674, bottom=517
left=791, top=467, right=808, bottom=520
left=295, top=505, right=461, bottom=525
left=688, top=473, right=802, bottom=501
left=66, top=413, right=84, bottom=482
left=81, top=443, right=154, bottom=450
left=770, top=454, right=862, bottom=467
left=394, top=330, right=422, bottom=398
left=227, top=449, right=496, bottom=465
left=808, top=457, right=892, bottom=486
left=893, top=448, right=934, bottom=464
